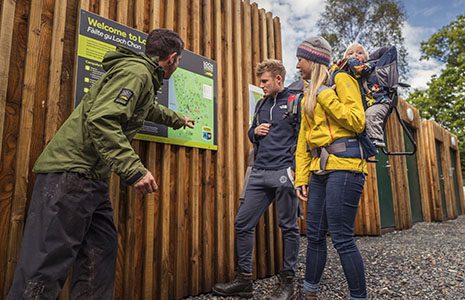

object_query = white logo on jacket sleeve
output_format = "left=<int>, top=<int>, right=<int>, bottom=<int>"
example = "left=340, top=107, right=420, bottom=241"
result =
left=279, top=104, right=287, bottom=109
left=279, top=175, right=288, bottom=184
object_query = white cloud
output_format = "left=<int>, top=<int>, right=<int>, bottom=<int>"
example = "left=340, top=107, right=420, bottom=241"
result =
left=402, top=22, right=443, bottom=91
left=254, top=1, right=445, bottom=91
left=255, top=0, right=326, bottom=84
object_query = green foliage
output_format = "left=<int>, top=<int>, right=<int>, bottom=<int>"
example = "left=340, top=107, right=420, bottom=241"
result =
left=408, top=15, right=465, bottom=177
left=317, top=0, right=408, bottom=79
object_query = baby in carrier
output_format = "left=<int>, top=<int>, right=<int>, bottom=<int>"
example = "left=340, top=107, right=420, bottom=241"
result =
left=338, top=42, right=394, bottom=148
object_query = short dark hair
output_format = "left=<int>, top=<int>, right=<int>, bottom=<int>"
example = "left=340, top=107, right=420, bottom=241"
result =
left=145, top=28, right=184, bottom=60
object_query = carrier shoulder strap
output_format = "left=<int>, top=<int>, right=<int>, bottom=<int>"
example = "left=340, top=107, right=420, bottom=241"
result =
left=331, top=68, right=369, bottom=111
left=357, top=77, right=368, bottom=111
left=253, top=97, right=267, bottom=126
left=286, top=91, right=302, bottom=127
left=251, top=97, right=267, bottom=161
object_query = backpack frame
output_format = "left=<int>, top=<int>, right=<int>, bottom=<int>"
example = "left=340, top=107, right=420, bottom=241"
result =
left=331, top=46, right=417, bottom=157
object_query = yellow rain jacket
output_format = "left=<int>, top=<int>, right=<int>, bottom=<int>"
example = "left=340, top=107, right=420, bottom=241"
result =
left=295, top=72, right=367, bottom=187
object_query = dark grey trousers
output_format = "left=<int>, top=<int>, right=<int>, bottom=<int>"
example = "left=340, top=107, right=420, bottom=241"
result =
left=235, top=168, right=300, bottom=275
left=365, top=103, right=390, bottom=143
left=7, top=172, right=117, bottom=300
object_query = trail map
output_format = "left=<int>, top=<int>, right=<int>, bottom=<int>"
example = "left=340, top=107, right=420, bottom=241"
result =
left=76, top=9, right=218, bottom=150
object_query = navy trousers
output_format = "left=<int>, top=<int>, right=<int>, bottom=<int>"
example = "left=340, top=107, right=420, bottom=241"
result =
left=235, top=168, right=300, bottom=275
left=304, top=171, right=367, bottom=300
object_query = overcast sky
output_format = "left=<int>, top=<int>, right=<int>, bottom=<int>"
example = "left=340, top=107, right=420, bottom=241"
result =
left=255, top=0, right=465, bottom=92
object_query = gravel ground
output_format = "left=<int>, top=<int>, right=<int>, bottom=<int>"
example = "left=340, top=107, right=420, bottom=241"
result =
left=187, top=215, right=465, bottom=299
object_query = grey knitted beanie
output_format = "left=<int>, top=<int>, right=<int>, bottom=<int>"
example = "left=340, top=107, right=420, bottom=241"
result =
left=296, top=36, right=332, bottom=66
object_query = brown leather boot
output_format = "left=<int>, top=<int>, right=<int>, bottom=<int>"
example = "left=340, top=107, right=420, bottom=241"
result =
left=264, top=272, right=295, bottom=300
left=304, top=291, right=318, bottom=300
left=212, top=272, right=253, bottom=298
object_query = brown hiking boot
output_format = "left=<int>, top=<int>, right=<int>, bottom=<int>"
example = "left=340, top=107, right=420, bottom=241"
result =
left=212, top=272, right=253, bottom=298
left=265, top=272, right=295, bottom=300
left=304, top=291, right=318, bottom=300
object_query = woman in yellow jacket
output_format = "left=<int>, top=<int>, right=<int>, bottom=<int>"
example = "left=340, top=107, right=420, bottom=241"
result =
left=295, top=37, right=368, bottom=300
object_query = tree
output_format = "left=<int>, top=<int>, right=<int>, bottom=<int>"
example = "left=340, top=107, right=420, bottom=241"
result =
left=408, top=15, right=465, bottom=176
left=317, top=0, right=408, bottom=79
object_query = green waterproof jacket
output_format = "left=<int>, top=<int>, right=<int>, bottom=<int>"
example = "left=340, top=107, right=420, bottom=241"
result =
left=34, top=47, right=186, bottom=185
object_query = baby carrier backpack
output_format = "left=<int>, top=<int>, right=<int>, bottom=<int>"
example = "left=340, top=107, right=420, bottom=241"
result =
left=366, top=46, right=416, bottom=156
left=332, top=46, right=416, bottom=158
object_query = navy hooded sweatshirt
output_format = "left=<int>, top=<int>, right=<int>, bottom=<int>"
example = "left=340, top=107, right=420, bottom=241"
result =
left=248, top=87, right=301, bottom=170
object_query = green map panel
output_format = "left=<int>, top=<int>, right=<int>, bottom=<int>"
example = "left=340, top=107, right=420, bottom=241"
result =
left=167, top=68, right=215, bottom=146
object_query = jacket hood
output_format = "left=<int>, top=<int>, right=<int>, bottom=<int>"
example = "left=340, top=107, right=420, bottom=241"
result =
left=102, top=47, right=164, bottom=78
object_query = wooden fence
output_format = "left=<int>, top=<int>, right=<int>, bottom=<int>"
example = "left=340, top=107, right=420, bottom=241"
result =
left=351, top=99, right=465, bottom=235
left=352, top=99, right=465, bottom=235
left=0, top=0, right=284, bottom=298
left=418, top=120, right=465, bottom=222
left=0, top=0, right=464, bottom=299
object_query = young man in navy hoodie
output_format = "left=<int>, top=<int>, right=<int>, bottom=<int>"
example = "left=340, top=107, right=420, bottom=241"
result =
left=213, top=59, right=301, bottom=300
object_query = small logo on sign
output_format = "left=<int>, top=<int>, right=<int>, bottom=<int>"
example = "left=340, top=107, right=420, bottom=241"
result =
left=203, top=61, right=214, bottom=77
left=202, top=126, right=212, bottom=141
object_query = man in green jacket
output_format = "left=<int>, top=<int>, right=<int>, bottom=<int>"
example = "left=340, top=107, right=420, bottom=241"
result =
left=8, top=28, right=194, bottom=299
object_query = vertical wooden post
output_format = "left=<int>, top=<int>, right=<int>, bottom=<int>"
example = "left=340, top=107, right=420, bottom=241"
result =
left=241, top=0, right=253, bottom=275
left=45, top=0, right=68, bottom=143
left=273, top=17, right=282, bottom=61
left=134, top=0, right=146, bottom=31
left=0, top=0, right=18, bottom=294
left=99, top=0, right=111, bottom=17
left=143, top=145, right=156, bottom=299
left=212, top=0, right=225, bottom=283
left=113, top=1, right=131, bottom=297
left=201, top=0, right=215, bottom=291
left=159, top=144, right=172, bottom=300
left=259, top=9, right=268, bottom=60
left=117, top=0, right=129, bottom=25
left=5, top=0, right=44, bottom=292
left=418, top=120, right=432, bottom=222
left=189, top=0, right=202, bottom=295
left=223, top=0, right=236, bottom=279
left=149, top=0, right=161, bottom=29
left=455, top=140, right=465, bottom=213
left=242, top=0, right=252, bottom=156
left=233, top=0, right=245, bottom=217
left=250, top=2, right=266, bottom=278
left=173, top=1, right=190, bottom=297
left=0, top=0, right=17, bottom=153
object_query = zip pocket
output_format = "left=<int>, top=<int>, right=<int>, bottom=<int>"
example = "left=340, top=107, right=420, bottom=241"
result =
left=286, top=167, right=295, bottom=185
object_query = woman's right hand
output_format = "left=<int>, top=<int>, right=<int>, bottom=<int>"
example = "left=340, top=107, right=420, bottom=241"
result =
left=296, top=185, right=308, bottom=201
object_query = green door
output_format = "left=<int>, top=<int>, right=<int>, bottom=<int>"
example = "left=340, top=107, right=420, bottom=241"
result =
left=450, top=149, right=463, bottom=215
left=404, top=128, right=423, bottom=223
left=376, top=136, right=395, bottom=228
left=435, top=141, right=448, bottom=220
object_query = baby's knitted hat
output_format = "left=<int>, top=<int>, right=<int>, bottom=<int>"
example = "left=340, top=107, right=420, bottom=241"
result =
left=296, top=36, right=332, bottom=66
